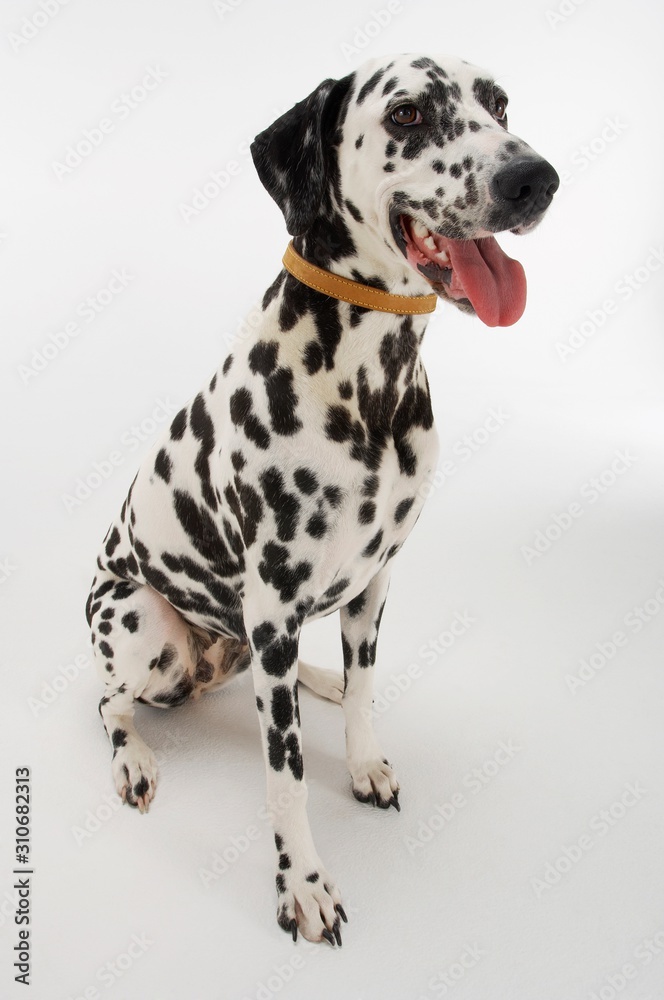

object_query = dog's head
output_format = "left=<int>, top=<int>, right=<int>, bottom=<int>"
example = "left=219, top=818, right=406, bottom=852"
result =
left=251, top=53, right=559, bottom=327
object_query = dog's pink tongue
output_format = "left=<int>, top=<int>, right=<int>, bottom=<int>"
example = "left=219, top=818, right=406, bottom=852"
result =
left=408, top=221, right=528, bottom=327
left=446, top=237, right=527, bottom=327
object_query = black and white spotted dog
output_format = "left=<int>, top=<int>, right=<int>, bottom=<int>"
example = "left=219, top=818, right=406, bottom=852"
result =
left=86, top=53, right=558, bottom=945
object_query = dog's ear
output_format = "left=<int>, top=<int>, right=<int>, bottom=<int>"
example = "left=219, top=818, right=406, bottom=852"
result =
left=251, top=74, right=354, bottom=236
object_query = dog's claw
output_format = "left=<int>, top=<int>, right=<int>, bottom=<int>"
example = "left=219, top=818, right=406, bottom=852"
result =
left=336, top=904, right=348, bottom=923
left=390, top=791, right=401, bottom=812
left=332, top=920, right=342, bottom=946
left=289, top=918, right=297, bottom=942
left=321, top=928, right=335, bottom=946
left=352, top=788, right=377, bottom=806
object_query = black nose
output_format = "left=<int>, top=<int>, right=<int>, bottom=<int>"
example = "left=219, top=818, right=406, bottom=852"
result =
left=491, top=156, right=560, bottom=217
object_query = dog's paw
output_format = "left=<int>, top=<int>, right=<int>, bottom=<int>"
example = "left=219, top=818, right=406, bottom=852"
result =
left=297, top=661, right=344, bottom=705
left=350, top=757, right=400, bottom=810
left=276, top=865, right=346, bottom=945
left=112, top=743, right=158, bottom=813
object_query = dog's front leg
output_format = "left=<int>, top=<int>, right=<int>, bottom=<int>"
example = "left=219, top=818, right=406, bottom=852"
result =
left=340, top=566, right=400, bottom=810
left=248, top=609, right=346, bottom=945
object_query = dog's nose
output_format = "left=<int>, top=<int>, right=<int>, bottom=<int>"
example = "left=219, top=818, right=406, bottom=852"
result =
left=491, top=156, right=560, bottom=215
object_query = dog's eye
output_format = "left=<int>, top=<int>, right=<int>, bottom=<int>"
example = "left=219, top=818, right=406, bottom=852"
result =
left=391, top=104, right=422, bottom=126
left=494, top=96, right=508, bottom=121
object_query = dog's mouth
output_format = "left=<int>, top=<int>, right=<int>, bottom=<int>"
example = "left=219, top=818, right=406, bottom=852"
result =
left=390, top=211, right=527, bottom=327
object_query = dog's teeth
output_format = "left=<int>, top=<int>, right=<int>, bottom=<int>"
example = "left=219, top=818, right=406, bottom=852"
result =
left=436, top=249, right=450, bottom=263
left=423, top=236, right=437, bottom=251
left=412, top=220, right=430, bottom=239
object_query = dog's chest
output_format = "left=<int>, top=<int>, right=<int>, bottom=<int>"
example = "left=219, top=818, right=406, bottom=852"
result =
left=303, top=421, right=439, bottom=616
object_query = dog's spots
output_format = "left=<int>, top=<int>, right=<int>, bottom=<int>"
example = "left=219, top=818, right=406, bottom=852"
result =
left=258, top=542, right=312, bottom=603
left=358, top=501, right=376, bottom=525
left=356, top=67, right=387, bottom=105
left=249, top=340, right=279, bottom=377
left=154, top=448, right=172, bottom=484
left=105, top=527, right=120, bottom=557
left=345, top=199, right=364, bottom=223
left=285, top=732, right=303, bottom=780
left=235, top=479, right=264, bottom=547
left=262, top=270, right=286, bottom=310
left=323, top=485, right=343, bottom=508
left=358, top=634, right=379, bottom=668
left=265, top=366, right=302, bottom=436
left=341, top=633, right=352, bottom=671
left=306, top=514, right=327, bottom=538
left=362, top=529, right=383, bottom=557
left=121, top=611, right=139, bottom=633
left=172, top=489, right=244, bottom=578
left=345, top=591, right=366, bottom=618
left=355, top=133, right=364, bottom=149
left=151, top=675, right=194, bottom=706
left=190, top=393, right=217, bottom=509
left=303, top=340, right=324, bottom=375
left=394, top=497, right=415, bottom=523
left=229, top=388, right=271, bottom=450
left=268, top=726, right=286, bottom=769
left=271, top=685, right=294, bottom=730
left=112, top=729, right=127, bottom=750
left=156, top=643, right=177, bottom=671
left=325, top=405, right=353, bottom=442
left=98, top=640, right=114, bottom=659
left=294, top=467, right=318, bottom=495
left=170, top=408, right=187, bottom=441
left=260, top=467, right=300, bottom=543
left=363, top=475, right=379, bottom=497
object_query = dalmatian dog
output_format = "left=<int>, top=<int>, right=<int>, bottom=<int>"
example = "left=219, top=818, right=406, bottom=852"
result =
left=86, top=53, right=558, bottom=945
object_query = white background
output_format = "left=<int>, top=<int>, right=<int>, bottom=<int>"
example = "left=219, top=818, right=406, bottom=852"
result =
left=1, top=1, right=664, bottom=998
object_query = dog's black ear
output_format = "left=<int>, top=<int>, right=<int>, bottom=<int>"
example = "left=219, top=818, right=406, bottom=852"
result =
left=250, top=74, right=354, bottom=236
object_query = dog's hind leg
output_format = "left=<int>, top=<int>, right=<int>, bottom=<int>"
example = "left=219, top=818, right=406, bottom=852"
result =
left=87, top=571, right=244, bottom=810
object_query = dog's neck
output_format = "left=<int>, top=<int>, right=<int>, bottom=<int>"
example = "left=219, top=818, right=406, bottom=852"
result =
left=258, top=250, right=433, bottom=431
left=292, top=215, right=433, bottom=299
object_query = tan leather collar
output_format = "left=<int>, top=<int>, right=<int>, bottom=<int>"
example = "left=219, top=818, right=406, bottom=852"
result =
left=282, top=241, right=437, bottom=316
